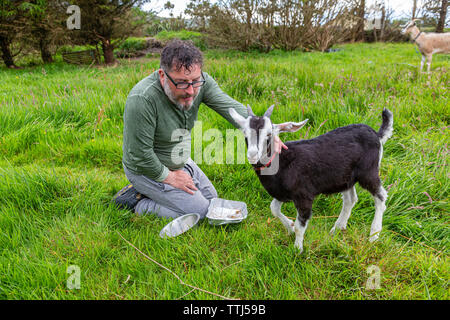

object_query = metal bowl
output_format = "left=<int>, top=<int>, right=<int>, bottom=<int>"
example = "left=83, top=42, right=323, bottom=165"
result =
left=206, top=198, right=248, bottom=226
left=159, top=213, right=201, bottom=238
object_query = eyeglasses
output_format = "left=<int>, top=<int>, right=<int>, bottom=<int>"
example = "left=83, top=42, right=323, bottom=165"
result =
left=164, top=70, right=206, bottom=89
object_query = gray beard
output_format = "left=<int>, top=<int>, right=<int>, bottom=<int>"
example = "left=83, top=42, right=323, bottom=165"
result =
left=163, top=80, right=195, bottom=111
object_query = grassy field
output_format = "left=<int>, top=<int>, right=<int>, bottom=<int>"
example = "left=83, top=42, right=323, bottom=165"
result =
left=0, top=42, right=448, bottom=300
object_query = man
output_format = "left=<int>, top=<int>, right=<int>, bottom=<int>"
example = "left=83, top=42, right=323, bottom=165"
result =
left=114, top=40, right=285, bottom=219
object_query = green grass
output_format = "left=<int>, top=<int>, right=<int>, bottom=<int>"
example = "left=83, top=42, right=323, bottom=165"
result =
left=0, top=42, right=448, bottom=300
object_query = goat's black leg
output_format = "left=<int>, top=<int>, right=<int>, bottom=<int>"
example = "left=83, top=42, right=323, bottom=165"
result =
left=293, top=198, right=313, bottom=253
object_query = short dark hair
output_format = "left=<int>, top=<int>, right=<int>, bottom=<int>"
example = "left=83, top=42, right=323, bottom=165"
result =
left=160, top=39, right=203, bottom=73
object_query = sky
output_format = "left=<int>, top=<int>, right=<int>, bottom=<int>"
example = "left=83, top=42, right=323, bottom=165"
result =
left=143, top=0, right=416, bottom=19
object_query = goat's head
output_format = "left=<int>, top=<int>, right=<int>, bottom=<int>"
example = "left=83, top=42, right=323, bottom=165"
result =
left=229, top=105, right=308, bottom=164
left=402, top=19, right=420, bottom=34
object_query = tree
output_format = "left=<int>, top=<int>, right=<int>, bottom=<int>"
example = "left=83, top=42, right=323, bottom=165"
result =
left=422, top=0, right=449, bottom=32
left=68, top=0, right=150, bottom=64
left=353, top=0, right=366, bottom=41
left=20, top=0, right=67, bottom=63
left=185, top=0, right=215, bottom=31
left=298, top=0, right=354, bottom=51
left=186, top=0, right=271, bottom=51
left=435, top=0, right=448, bottom=32
left=0, top=0, right=28, bottom=68
left=186, top=0, right=353, bottom=52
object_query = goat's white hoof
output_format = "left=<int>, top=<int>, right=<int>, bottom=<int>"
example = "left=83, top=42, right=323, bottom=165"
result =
left=294, top=241, right=303, bottom=253
left=369, top=233, right=380, bottom=242
left=283, top=222, right=295, bottom=234
left=288, top=223, right=295, bottom=234
left=330, top=224, right=346, bottom=235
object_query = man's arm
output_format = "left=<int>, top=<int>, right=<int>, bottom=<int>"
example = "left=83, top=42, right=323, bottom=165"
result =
left=201, top=73, right=248, bottom=127
left=201, top=73, right=287, bottom=153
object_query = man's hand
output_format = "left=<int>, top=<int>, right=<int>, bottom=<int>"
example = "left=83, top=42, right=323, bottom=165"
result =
left=163, top=170, right=198, bottom=195
left=273, top=135, right=288, bottom=154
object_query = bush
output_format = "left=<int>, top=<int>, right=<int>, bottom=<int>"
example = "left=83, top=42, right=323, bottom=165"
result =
left=154, top=30, right=207, bottom=50
left=57, top=45, right=97, bottom=54
left=115, top=37, right=149, bottom=58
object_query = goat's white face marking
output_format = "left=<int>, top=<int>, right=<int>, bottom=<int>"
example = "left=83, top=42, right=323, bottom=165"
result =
left=245, top=117, right=273, bottom=164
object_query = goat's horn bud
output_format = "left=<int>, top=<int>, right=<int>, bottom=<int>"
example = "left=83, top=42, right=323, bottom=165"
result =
left=247, top=105, right=255, bottom=116
left=264, top=104, right=275, bottom=118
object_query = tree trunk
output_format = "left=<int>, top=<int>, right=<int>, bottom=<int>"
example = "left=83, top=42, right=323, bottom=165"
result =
left=355, top=0, right=366, bottom=42
left=101, top=39, right=115, bottom=64
left=436, top=0, right=448, bottom=33
left=380, top=5, right=386, bottom=41
left=39, top=38, right=53, bottom=63
left=0, top=36, right=18, bottom=68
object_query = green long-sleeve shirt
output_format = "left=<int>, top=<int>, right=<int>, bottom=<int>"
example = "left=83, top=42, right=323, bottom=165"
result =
left=122, top=70, right=248, bottom=182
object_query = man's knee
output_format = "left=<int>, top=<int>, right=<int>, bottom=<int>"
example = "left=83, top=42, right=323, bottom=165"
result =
left=204, top=185, right=218, bottom=200
left=185, top=193, right=211, bottom=218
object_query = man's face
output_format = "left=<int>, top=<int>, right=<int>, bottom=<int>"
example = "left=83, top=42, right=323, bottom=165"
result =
left=159, top=64, right=202, bottom=110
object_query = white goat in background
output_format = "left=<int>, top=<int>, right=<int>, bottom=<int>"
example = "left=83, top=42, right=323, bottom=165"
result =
left=402, top=19, right=450, bottom=73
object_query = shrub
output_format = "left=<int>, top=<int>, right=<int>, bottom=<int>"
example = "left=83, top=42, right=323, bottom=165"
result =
left=115, top=37, right=149, bottom=58
left=154, top=30, right=207, bottom=50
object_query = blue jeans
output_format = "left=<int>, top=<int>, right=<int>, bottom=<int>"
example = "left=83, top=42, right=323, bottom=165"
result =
left=123, top=159, right=218, bottom=219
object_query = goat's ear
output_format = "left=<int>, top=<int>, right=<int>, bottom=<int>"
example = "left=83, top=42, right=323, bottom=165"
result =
left=273, top=119, right=308, bottom=134
left=229, top=108, right=247, bottom=129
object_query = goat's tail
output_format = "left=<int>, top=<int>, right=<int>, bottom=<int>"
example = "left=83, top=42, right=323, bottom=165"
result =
left=378, top=108, right=393, bottom=145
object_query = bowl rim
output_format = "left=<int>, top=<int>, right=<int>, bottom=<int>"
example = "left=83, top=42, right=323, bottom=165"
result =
left=206, top=199, right=248, bottom=222
left=159, top=212, right=201, bottom=238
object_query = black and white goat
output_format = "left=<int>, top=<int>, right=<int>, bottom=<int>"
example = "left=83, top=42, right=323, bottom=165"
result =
left=229, top=106, right=393, bottom=253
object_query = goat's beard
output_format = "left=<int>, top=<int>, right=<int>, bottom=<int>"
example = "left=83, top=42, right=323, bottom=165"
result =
left=163, top=80, right=197, bottom=111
